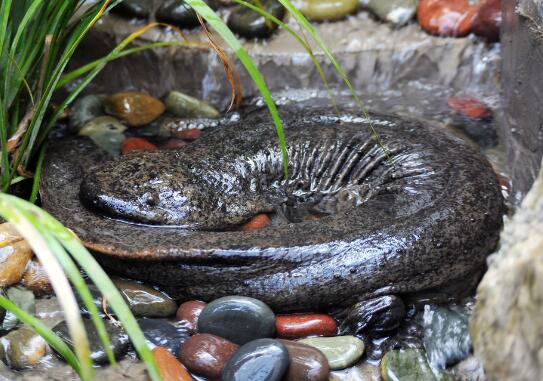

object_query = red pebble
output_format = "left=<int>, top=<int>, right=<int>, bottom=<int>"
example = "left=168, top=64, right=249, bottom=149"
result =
left=174, top=128, right=203, bottom=141
left=417, top=0, right=478, bottom=37
left=121, top=137, right=157, bottom=155
left=472, top=0, right=501, bottom=42
left=448, top=96, right=492, bottom=119
left=160, top=138, right=188, bottom=150
left=241, top=214, right=271, bottom=231
left=152, top=346, right=194, bottom=381
left=176, top=300, right=207, bottom=334
left=275, top=314, right=337, bottom=340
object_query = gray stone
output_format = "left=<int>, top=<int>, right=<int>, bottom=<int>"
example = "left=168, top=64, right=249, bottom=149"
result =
left=471, top=161, right=543, bottom=381
left=362, top=0, right=417, bottom=26
left=300, top=336, right=364, bottom=370
left=70, top=94, right=106, bottom=131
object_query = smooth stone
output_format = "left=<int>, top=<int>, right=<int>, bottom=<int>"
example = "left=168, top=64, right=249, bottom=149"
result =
left=113, top=277, right=177, bottom=318
left=222, top=338, right=289, bottom=381
left=329, top=362, right=381, bottom=381
left=363, top=0, right=417, bottom=26
left=165, top=91, right=220, bottom=119
left=52, top=319, right=129, bottom=364
left=296, top=0, right=358, bottom=21
left=227, top=0, right=286, bottom=38
left=138, top=318, right=190, bottom=355
left=78, top=116, right=127, bottom=136
left=422, top=303, right=471, bottom=369
left=380, top=348, right=453, bottom=381
left=0, top=226, right=32, bottom=287
left=175, top=300, right=207, bottom=334
left=70, top=94, right=106, bottom=131
left=0, top=327, right=47, bottom=370
left=89, top=131, right=125, bottom=157
left=173, top=128, right=203, bottom=141
left=417, top=0, right=477, bottom=37
left=450, top=356, right=485, bottom=381
left=156, top=0, right=218, bottom=29
left=2, top=286, right=35, bottom=331
left=21, top=259, right=53, bottom=296
left=471, top=0, right=501, bottom=42
left=179, top=333, right=239, bottom=379
left=275, top=314, right=337, bottom=339
left=160, top=138, right=188, bottom=150
left=121, top=136, right=158, bottom=155
left=198, top=296, right=275, bottom=345
left=278, top=339, right=330, bottom=381
left=110, top=0, right=153, bottom=18
left=104, top=91, right=165, bottom=127
left=299, top=336, right=364, bottom=370
left=447, top=96, right=491, bottom=120
left=152, top=346, right=195, bottom=381
left=240, top=214, right=271, bottom=231
left=339, top=296, right=406, bottom=337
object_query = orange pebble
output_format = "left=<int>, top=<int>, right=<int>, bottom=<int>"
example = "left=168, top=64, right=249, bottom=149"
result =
left=152, top=346, right=194, bottom=381
left=241, top=214, right=271, bottom=231
left=448, top=96, right=491, bottom=119
left=417, top=0, right=477, bottom=37
left=121, top=137, right=157, bottom=155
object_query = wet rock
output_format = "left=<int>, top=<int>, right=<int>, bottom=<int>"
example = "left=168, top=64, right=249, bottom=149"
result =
left=2, top=286, right=35, bottom=331
left=450, top=356, right=485, bottom=381
left=152, top=346, right=195, bottom=381
left=165, top=91, right=220, bottom=119
left=121, top=137, right=158, bottom=155
left=471, top=163, right=543, bottom=381
left=329, top=361, right=381, bottom=380
left=114, top=278, right=177, bottom=318
left=198, top=296, right=275, bottom=345
left=175, top=300, right=206, bottom=334
left=299, top=336, right=364, bottom=370
left=279, top=339, right=329, bottom=381
left=422, top=304, right=471, bottom=369
left=275, top=313, right=336, bottom=339
left=137, top=319, right=190, bottom=355
left=173, top=128, right=203, bottom=141
left=227, top=0, right=286, bottom=38
left=222, top=338, right=289, bottom=381
left=159, top=138, right=188, bottom=150
left=417, top=0, right=477, bottom=37
left=70, top=94, right=106, bottom=131
left=380, top=348, right=438, bottom=381
left=472, top=0, right=501, bottom=42
left=363, top=0, right=417, bottom=26
left=78, top=116, right=127, bottom=136
left=0, top=326, right=47, bottom=370
left=21, top=259, right=53, bottom=296
left=104, top=91, right=165, bottom=127
left=52, top=319, right=129, bottom=364
left=179, top=333, right=239, bottom=379
left=340, top=295, right=406, bottom=337
left=156, top=0, right=217, bottom=29
left=296, top=0, right=358, bottom=21
left=0, top=224, right=32, bottom=287
left=110, top=0, right=153, bottom=18
left=240, top=214, right=271, bottom=231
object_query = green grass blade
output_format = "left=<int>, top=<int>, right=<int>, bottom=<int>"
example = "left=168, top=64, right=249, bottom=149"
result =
left=29, top=143, right=46, bottom=203
left=0, top=295, right=81, bottom=373
left=186, top=0, right=289, bottom=177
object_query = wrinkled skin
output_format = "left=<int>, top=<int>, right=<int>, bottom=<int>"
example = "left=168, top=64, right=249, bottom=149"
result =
left=40, top=109, right=505, bottom=311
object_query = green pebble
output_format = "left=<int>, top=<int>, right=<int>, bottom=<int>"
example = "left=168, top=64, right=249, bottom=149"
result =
left=297, top=0, right=358, bottom=21
left=299, top=335, right=364, bottom=370
left=165, top=91, right=220, bottom=118
left=381, top=348, right=447, bottom=381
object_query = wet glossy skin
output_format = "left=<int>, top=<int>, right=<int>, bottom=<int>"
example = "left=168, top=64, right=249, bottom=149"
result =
left=40, top=109, right=504, bottom=311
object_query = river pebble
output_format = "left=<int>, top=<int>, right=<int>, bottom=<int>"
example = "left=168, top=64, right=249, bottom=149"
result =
left=198, top=296, right=275, bottom=345
left=114, top=277, right=177, bottom=317
left=227, top=0, right=286, bottom=38
left=0, top=225, right=32, bottom=287
left=21, top=259, right=53, bottom=296
left=380, top=348, right=454, bottom=381
left=176, top=300, right=207, bottom=334
left=279, top=339, right=330, bottom=381
left=2, top=286, right=35, bottom=331
left=0, top=326, right=47, bottom=370
left=297, top=0, right=358, bottom=21
left=78, top=116, right=127, bottom=136
left=363, top=0, right=417, bottom=26
left=138, top=318, right=190, bottom=355
left=52, top=319, right=129, bottom=364
left=472, top=0, right=501, bottom=42
left=179, top=333, right=239, bottom=379
left=111, top=0, right=153, bottom=18
left=165, top=91, right=220, bottom=119
left=173, top=128, right=203, bottom=141
left=448, top=96, right=491, bottom=119
left=299, top=336, right=364, bottom=370
left=417, top=0, right=477, bottom=37
left=160, top=138, right=188, bottom=150
left=70, top=94, right=106, bottom=131
left=156, top=0, right=218, bottom=28
left=222, top=338, right=289, bottom=381
left=122, top=137, right=158, bottom=155
left=104, top=91, right=165, bottom=126
left=275, top=313, right=337, bottom=339
left=152, top=346, right=194, bottom=381
left=241, top=214, right=271, bottom=231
